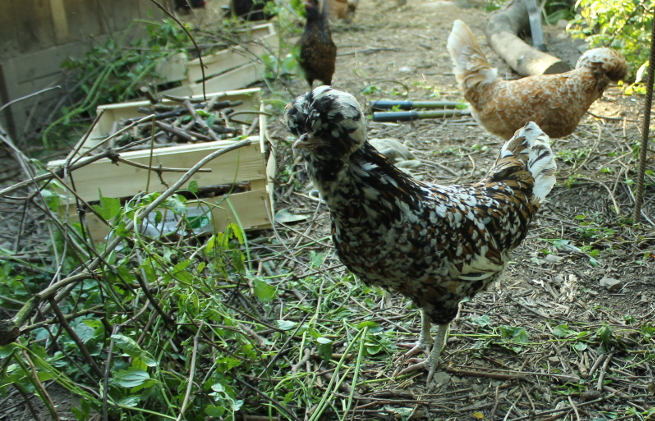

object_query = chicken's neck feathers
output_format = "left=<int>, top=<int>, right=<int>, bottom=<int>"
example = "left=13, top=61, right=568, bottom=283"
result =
left=307, top=143, right=426, bottom=225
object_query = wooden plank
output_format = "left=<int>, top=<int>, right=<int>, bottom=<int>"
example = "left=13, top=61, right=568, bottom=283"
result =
left=49, top=0, right=70, bottom=44
left=63, top=0, right=103, bottom=40
left=185, top=24, right=277, bottom=83
left=161, top=62, right=264, bottom=97
left=48, top=138, right=267, bottom=202
left=14, top=0, right=55, bottom=53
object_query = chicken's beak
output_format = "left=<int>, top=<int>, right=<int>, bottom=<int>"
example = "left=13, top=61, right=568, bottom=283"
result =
left=293, top=133, right=315, bottom=149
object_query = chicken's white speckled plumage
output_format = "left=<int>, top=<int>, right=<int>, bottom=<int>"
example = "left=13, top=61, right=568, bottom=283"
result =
left=284, top=86, right=557, bottom=381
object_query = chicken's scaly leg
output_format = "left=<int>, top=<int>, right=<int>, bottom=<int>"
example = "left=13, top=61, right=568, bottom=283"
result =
left=400, top=309, right=433, bottom=359
left=397, top=323, right=448, bottom=384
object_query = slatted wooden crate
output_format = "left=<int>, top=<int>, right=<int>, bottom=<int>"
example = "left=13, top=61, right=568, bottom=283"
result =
left=47, top=88, right=275, bottom=243
left=156, top=23, right=278, bottom=97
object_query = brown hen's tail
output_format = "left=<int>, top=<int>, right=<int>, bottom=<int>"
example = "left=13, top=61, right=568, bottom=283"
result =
left=575, top=48, right=629, bottom=82
left=447, top=20, right=498, bottom=92
left=494, top=122, right=557, bottom=202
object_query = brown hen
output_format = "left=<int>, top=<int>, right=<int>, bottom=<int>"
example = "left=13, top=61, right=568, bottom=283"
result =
left=327, top=0, right=358, bottom=23
left=447, top=20, right=628, bottom=140
left=297, top=0, right=337, bottom=88
left=284, top=86, right=557, bottom=383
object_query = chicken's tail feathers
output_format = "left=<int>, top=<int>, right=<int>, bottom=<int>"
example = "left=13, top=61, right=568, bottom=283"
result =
left=576, top=48, right=629, bottom=82
left=446, top=20, right=497, bottom=91
left=500, top=122, right=557, bottom=202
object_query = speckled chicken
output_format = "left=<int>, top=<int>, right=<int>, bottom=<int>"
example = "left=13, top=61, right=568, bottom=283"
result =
left=284, top=86, right=557, bottom=382
left=297, top=0, right=337, bottom=88
left=447, top=20, right=628, bottom=140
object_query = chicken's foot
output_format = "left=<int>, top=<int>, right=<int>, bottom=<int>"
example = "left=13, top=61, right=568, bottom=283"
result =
left=396, top=323, right=448, bottom=385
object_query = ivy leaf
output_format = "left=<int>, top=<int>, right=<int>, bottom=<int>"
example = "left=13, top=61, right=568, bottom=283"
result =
left=93, top=195, right=121, bottom=220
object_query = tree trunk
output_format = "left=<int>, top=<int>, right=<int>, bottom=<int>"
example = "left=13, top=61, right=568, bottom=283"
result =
left=485, top=0, right=570, bottom=76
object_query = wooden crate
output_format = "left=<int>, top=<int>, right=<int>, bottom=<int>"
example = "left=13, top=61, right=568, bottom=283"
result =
left=47, top=88, right=275, bottom=242
left=157, top=23, right=278, bottom=96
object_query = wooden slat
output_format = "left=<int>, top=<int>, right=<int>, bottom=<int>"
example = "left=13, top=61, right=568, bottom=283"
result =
left=160, top=62, right=264, bottom=97
left=48, top=138, right=266, bottom=202
left=185, top=24, right=277, bottom=83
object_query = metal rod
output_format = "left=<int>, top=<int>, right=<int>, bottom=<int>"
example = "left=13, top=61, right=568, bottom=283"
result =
left=634, top=14, right=655, bottom=223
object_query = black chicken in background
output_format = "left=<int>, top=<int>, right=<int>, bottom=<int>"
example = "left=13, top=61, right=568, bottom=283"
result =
left=297, top=0, right=337, bottom=87
left=227, top=0, right=276, bottom=21
left=174, top=0, right=206, bottom=10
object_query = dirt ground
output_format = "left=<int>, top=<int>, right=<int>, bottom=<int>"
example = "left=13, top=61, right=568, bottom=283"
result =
left=1, top=0, right=654, bottom=419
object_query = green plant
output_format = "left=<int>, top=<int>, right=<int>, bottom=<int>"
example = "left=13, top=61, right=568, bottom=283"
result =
left=568, top=0, right=653, bottom=81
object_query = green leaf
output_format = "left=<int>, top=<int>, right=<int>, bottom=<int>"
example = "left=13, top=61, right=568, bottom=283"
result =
left=117, top=396, right=140, bottom=407
left=227, top=223, right=245, bottom=245
left=357, top=321, right=378, bottom=329
left=472, top=314, right=491, bottom=327
left=196, top=109, right=211, bottom=117
left=205, top=405, right=226, bottom=417
left=499, top=326, right=529, bottom=344
left=316, top=337, right=333, bottom=362
left=188, top=180, right=199, bottom=194
left=92, top=196, right=121, bottom=220
left=573, top=342, right=588, bottom=351
left=597, top=325, right=612, bottom=345
left=113, top=368, right=150, bottom=388
left=553, top=324, right=576, bottom=338
left=253, top=278, right=276, bottom=302
left=276, top=320, right=298, bottom=331
left=166, top=195, right=187, bottom=214
left=40, top=189, right=62, bottom=212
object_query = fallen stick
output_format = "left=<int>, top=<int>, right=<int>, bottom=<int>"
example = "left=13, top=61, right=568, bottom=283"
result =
left=372, top=109, right=471, bottom=122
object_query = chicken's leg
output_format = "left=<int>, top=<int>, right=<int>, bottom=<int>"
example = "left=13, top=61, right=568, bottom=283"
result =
left=399, top=309, right=433, bottom=359
left=397, top=322, right=448, bottom=384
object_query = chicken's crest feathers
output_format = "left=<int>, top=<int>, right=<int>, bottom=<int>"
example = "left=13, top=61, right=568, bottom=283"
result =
left=496, top=122, right=556, bottom=202
left=575, top=48, right=628, bottom=82
left=447, top=20, right=497, bottom=90
left=284, top=86, right=367, bottom=154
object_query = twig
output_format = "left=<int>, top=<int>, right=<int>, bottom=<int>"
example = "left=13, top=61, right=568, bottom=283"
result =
left=21, top=348, right=61, bottom=421
left=568, top=395, right=581, bottom=421
left=233, top=376, right=300, bottom=421
left=0, top=86, right=62, bottom=116
left=445, top=367, right=524, bottom=381
left=339, top=47, right=402, bottom=56
left=47, top=297, right=103, bottom=378
left=176, top=322, right=203, bottom=421
left=597, top=351, right=614, bottom=391
left=115, top=156, right=212, bottom=173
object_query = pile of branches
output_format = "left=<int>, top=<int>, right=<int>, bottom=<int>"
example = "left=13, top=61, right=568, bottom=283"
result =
left=98, top=90, right=252, bottom=153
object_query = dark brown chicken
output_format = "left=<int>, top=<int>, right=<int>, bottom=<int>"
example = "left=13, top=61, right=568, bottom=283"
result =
left=297, top=0, right=337, bottom=87
left=447, top=20, right=628, bottom=139
left=284, top=86, right=557, bottom=382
